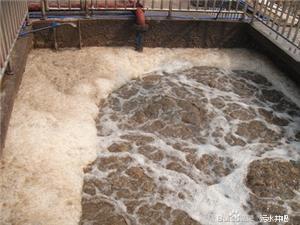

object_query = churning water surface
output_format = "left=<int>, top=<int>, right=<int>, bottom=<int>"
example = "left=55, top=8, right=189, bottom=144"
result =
left=1, top=47, right=299, bottom=225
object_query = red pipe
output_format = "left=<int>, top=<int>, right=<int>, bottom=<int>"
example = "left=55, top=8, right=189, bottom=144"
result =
left=28, top=1, right=136, bottom=11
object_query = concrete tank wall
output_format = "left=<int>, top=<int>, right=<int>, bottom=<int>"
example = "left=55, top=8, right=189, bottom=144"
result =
left=32, top=19, right=250, bottom=49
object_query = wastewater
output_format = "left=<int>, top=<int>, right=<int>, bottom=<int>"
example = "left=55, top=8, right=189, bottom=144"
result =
left=81, top=66, right=300, bottom=225
left=0, top=47, right=299, bottom=225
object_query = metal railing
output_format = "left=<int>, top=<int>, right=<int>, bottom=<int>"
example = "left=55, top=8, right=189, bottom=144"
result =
left=0, top=1, right=299, bottom=80
left=31, top=0, right=248, bottom=19
left=251, top=0, right=300, bottom=52
left=33, top=0, right=297, bottom=53
left=32, top=0, right=298, bottom=53
left=0, top=0, right=28, bottom=79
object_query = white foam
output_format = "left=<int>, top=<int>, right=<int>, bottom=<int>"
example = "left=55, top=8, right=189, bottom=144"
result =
left=1, top=47, right=299, bottom=225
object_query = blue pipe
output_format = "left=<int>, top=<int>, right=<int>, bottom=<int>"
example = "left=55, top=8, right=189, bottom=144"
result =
left=19, top=22, right=62, bottom=37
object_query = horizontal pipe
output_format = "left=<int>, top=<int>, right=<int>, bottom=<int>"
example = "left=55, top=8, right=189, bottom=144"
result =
left=28, top=11, right=244, bottom=21
left=28, top=2, right=136, bottom=11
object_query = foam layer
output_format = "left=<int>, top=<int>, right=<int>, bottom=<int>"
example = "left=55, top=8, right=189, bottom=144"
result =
left=82, top=66, right=300, bottom=225
left=1, top=47, right=299, bottom=225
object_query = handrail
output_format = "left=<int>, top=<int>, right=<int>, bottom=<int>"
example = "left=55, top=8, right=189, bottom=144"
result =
left=28, top=1, right=299, bottom=54
left=251, top=0, right=300, bottom=52
left=0, top=0, right=28, bottom=80
left=1, top=0, right=299, bottom=79
left=28, top=0, right=247, bottom=18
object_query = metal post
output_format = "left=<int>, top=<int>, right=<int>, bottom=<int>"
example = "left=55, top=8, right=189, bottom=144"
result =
left=275, top=0, right=286, bottom=40
left=281, top=0, right=293, bottom=35
left=80, top=0, right=83, bottom=10
left=85, top=0, right=90, bottom=18
left=41, top=0, right=47, bottom=20
left=266, top=0, right=275, bottom=26
left=78, top=20, right=82, bottom=49
left=168, top=0, right=173, bottom=18
left=241, top=0, right=247, bottom=21
left=5, top=61, right=14, bottom=76
left=26, top=12, right=31, bottom=26
left=292, top=15, right=300, bottom=43
left=234, top=0, right=240, bottom=19
left=271, top=0, right=281, bottom=30
left=53, top=27, right=58, bottom=50
left=251, top=0, right=258, bottom=24
left=262, top=0, right=269, bottom=17
left=287, top=4, right=298, bottom=39
left=45, top=0, right=49, bottom=11
left=213, top=0, right=217, bottom=11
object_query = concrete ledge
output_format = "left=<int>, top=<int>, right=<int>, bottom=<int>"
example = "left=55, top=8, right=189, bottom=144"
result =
left=0, top=29, right=33, bottom=154
left=247, top=24, right=300, bottom=85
